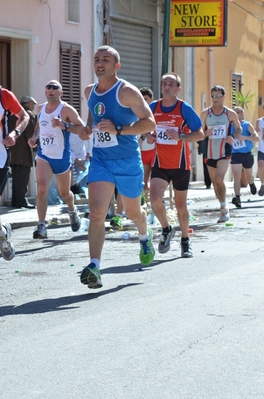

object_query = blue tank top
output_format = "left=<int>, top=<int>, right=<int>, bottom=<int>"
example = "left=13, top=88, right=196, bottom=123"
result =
left=231, top=120, right=254, bottom=153
left=88, top=79, right=140, bottom=160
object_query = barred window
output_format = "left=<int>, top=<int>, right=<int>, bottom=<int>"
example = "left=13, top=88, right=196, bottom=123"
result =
left=60, top=41, right=81, bottom=115
left=67, top=0, right=80, bottom=23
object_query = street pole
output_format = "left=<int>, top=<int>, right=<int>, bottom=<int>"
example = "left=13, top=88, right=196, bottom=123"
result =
left=161, top=0, right=171, bottom=76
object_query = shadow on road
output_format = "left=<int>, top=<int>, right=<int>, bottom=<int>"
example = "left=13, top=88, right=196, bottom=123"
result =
left=0, top=283, right=141, bottom=317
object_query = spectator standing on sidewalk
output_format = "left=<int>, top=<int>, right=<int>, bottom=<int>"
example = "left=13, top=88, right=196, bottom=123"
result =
left=10, top=95, right=38, bottom=209
left=231, top=106, right=258, bottom=208
left=200, top=85, right=242, bottom=223
left=197, top=138, right=211, bottom=189
left=0, top=86, right=29, bottom=260
left=28, top=80, right=85, bottom=239
left=70, top=133, right=90, bottom=197
left=147, top=73, right=204, bottom=258
left=79, top=45, right=156, bottom=289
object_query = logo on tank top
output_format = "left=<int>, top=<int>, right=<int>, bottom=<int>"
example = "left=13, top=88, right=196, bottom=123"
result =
left=94, top=102, right=105, bottom=116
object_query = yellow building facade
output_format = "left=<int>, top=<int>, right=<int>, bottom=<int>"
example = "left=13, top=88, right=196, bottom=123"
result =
left=171, top=0, right=264, bottom=181
left=194, top=0, right=264, bottom=124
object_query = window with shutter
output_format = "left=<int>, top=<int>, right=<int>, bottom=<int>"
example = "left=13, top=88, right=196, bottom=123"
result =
left=231, top=73, right=242, bottom=108
left=60, top=41, right=81, bottom=115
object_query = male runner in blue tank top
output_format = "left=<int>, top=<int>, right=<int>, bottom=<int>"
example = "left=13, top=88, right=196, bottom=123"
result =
left=79, top=45, right=156, bottom=289
left=200, top=85, right=242, bottom=223
left=230, top=106, right=258, bottom=208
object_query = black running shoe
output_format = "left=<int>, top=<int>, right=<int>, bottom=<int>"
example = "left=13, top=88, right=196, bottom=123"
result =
left=249, top=183, right=257, bottom=195
left=232, top=196, right=241, bottom=208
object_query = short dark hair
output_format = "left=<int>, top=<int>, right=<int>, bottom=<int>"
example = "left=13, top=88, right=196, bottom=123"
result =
left=96, top=45, right=120, bottom=63
left=140, top=87, right=154, bottom=99
left=211, top=85, right=225, bottom=95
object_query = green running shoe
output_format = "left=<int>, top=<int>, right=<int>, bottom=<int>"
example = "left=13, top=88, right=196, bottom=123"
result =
left=110, top=215, right=123, bottom=228
left=80, top=263, right=103, bottom=289
left=140, top=227, right=155, bottom=266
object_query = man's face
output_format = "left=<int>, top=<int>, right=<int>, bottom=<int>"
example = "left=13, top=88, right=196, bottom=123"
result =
left=211, top=90, right=225, bottom=105
left=234, top=108, right=243, bottom=121
left=45, top=81, right=62, bottom=102
left=161, top=76, right=181, bottom=99
left=27, top=101, right=36, bottom=111
left=93, top=50, right=120, bottom=78
left=143, top=94, right=153, bottom=104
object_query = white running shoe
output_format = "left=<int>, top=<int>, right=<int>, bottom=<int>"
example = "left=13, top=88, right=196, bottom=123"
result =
left=217, top=208, right=230, bottom=223
left=0, top=223, right=15, bottom=261
left=33, top=223, right=47, bottom=239
left=69, top=206, right=81, bottom=232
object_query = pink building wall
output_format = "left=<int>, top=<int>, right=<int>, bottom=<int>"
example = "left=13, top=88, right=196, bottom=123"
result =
left=0, top=0, right=94, bottom=118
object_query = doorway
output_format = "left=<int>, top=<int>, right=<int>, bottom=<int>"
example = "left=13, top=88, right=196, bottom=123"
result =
left=0, top=40, right=11, bottom=89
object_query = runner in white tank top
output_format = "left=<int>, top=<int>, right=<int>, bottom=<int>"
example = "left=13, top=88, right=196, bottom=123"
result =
left=28, top=80, right=88, bottom=239
left=201, top=85, right=242, bottom=223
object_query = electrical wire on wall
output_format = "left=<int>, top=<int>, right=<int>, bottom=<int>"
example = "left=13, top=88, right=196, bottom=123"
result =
left=38, top=0, right=53, bottom=65
left=232, top=1, right=264, bottom=21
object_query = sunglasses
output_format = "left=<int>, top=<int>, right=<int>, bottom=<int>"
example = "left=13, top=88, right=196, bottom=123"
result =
left=45, top=84, right=59, bottom=90
left=211, top=94, right=224, bottom=99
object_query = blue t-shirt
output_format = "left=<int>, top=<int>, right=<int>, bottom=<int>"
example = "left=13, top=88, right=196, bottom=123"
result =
left=231, top=120, right=254, bottom=153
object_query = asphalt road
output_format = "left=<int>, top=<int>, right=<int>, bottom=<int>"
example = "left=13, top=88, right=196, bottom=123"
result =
left=1, top=196, right=264, bottom=399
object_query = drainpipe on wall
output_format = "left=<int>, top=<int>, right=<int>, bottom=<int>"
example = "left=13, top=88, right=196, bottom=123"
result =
left=208, top=47, right=214, bottom=91
left=103, top=0, right=110, bottom=45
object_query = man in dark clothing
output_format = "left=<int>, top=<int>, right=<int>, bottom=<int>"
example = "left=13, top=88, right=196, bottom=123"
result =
left=10, top=95, right=37, bottom=208
left=197, top=138, right=211, bottom=189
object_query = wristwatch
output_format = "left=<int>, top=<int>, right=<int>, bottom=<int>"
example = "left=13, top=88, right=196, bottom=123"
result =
left=140, top=135, right=146, bottom=141
left=115, top=125, right=122, bottom=135
left=15, top=128, right=21, bottom=136
left=64, top=122, right=72, bottom=130
left=179, top=133, right=186, bottom=140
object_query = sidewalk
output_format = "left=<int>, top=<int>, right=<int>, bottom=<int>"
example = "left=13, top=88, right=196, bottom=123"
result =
left=0, top=181, right=257, bottom=229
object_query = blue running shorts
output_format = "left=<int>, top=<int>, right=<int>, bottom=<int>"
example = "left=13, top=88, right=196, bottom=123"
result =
left=37, top=154, right=71, bottom=175
left=87, top=156, right=144, bottom=198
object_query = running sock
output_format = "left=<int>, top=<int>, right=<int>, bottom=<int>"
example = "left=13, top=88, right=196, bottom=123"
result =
left=162, top=225, right=171, bottom=234
left=138, top=232, right=149, bottom=241
left=220, top=202, right=226, bottom=208
left=181, top=236, right=189, bottom=242
left=91, top=258, right=100, bottom=269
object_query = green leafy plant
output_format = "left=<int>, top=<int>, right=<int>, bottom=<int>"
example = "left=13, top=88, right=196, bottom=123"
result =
left=232, top=89, right=256, bottom=113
